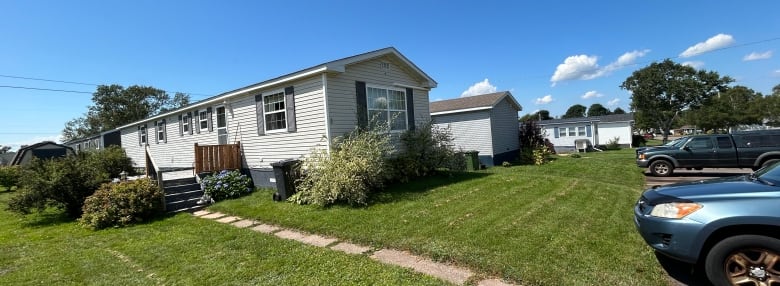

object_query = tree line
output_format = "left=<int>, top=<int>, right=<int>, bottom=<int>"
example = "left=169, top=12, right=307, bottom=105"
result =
left=520, top=59, right=779, bottom=143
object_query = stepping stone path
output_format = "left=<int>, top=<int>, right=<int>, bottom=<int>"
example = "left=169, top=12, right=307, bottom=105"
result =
left=192, top=210, right=517, bottom=286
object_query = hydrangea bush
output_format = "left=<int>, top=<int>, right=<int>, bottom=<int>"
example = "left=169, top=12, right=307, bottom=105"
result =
left=202, top=170, right=253, bottom=201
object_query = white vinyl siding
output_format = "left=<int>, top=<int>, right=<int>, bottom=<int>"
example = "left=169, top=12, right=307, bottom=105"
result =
left=326, top=55, right=430, bottom=138
left=432, top=110, right=493, bottom=166
left=488, top=97, right=520, bottom=159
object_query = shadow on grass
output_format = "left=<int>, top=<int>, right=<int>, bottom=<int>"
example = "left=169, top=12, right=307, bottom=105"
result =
left=20, top=211, right=74, bottom=228
left=654, top=252, right=712, bottom=286
left=370, top=171, right=491, bottom=204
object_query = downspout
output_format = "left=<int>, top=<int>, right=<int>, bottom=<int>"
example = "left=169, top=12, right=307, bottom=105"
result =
left=321, top=73, right=332, bottom=154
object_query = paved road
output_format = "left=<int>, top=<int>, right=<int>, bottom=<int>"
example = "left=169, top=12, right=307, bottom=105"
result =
left=642, top=168, right=752, bottom=286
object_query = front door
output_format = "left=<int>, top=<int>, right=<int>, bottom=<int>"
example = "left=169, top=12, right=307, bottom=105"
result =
left=216, top=106, right=228, bottom=144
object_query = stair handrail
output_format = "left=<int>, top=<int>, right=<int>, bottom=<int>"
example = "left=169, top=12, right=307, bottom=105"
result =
left=145, top=145, right=166, bottom=211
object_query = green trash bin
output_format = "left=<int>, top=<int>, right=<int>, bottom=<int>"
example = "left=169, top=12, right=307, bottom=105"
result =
left=464, top=151, right=480, bottom=171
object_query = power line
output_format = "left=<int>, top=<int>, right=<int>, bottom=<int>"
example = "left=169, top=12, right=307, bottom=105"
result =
left=0, top=74, right=99, bottom=86
left=0, top=85, right=92, bottom=94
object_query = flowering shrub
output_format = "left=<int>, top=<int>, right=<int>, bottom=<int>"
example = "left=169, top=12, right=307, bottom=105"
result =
left=202, top=170, right=253, bottom=201
left=79, top=178, right=163, bottom=230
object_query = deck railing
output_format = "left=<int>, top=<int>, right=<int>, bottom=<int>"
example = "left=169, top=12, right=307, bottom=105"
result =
left=194, top=142, right=242, bottom=174
left=144, top=145, right=166, bottom=211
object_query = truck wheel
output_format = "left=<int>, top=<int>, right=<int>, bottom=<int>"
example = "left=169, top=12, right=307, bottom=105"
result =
left=705, top=235, right=780, bottom=286
left=762, top=159, right=780, bottom=169
left=649, top=160, right=673, bottom=176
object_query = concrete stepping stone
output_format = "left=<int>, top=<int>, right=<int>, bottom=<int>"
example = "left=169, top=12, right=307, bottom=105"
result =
left=330, top=242, right=371, bottom=255
left=371, top=249, right=473, bottom=285
left=232, top=219, right=256, bottom=228
left=274, top=229, right=307, bottom=241
left=477, top=278, right=517, bottom=286
left=299, top=234, right=338, bottom=247
left=251, top=224, right=281, bottom=234
left=201, top=212, right=226, bottom=219
left=192, top=210, right=210, bottom=217
left=216, top=216, right=241, bottom=224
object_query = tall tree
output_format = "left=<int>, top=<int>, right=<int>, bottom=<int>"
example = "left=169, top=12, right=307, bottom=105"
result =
left=612, top=107, right=626, bottom=114
left=561, top=104, right=587, bottom=119
left=621, top=59, right=732, bottom=142
left=519, top=110, right=552, bottom=121
left=762, top=84, right=780, bottom=126
left=62, top=85, right=190, bottom=141
left=586, top=104, right=610, bottom=117
left=686, top=86, right=763, bottom=131
left=0, top=145, right=10, bottom=154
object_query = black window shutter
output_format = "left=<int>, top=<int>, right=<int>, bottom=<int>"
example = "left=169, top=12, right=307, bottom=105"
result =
left=178, top=115, right=183, bottom=136
left=154, top=121, right=159, bottom=144
left=195, top=111, right=200, bottom=134
left=285, top=86, right=296, bottom=132
left=188, top=112, right=193, bottom=135
left=138, top=126, right=142, bottom=146
left=162, top=119, right=167, bottom=143
left=554, top=127, right=560, bottom=138
left=356, top=81, right=367, bottom=129
left=207, top=107, right=213, bottom=132
left=405, top=88, right=415, bottom=131
left=255, top=94, right=265, bottom=135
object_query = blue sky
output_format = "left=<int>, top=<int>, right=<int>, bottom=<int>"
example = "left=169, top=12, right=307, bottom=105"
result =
left=2, top=0, right=779, bottom=150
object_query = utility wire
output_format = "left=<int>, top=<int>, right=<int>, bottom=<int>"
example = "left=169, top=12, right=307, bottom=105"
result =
left=0, top=85, right=92, bottom=94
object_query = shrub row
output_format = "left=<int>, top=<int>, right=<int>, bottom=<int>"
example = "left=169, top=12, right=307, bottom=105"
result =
left=202, top=170, right=253, bottom=201
left=291, top=121, right=463, bottom=207
left=0, top=165, right=20, bottom=191
left=79, top=178, right=163, bottom=229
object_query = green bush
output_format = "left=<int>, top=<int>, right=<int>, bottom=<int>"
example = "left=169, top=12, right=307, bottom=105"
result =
left=7, top=154, right=109, bottom=218
left=519, top=120, right=548, bottom=164
left=533, top=146, right=553, bottom=165
left=79, top=178, right=164, bottom=229
left=87, top=146, right=135, bottom=178
left=0, top=165, right=20, bottom=191
left=605, top=137, right=621, bottom=150
left=291, top=126, right=392, bottom=206
left=388, top=122, right=462, bottom=181
left=202, top=170, right=253, bottom=201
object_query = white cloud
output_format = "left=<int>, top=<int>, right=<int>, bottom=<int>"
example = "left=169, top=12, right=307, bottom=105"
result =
left=535, top=95, right=553, bottom=105
left=743, top=51, right=773, bottom=61
left=682, top=61, right=705, bottom=69
left=550, top=49, right=650, bottom=85
left=581, top=90, right=604, bottom=99
left=774, top=70, right=780, bottom=77
left=607, top=98, right=620, bottom=107
left=613, top=49, right=651, bottom=67
left=550, top=55, right=601, bottom=85
left=460, top=78, right=497, bottom=97
left=680, top=33, right=735, bottom=58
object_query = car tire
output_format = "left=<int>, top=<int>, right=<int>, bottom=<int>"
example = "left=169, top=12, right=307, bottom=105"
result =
left=649, top=160, right=673, bottom=177
left=704, top=235, right=780, bottom=286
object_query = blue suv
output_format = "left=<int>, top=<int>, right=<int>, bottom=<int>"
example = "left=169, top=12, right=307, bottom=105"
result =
left=634, top=164, right=780, bottom=285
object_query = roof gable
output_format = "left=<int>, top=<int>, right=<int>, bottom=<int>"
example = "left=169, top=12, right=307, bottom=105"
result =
left=430, top=91, right=520, bottom=115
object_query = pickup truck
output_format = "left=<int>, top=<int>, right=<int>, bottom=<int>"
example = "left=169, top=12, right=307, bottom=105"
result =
left=636, top=131, right=780, bottom=176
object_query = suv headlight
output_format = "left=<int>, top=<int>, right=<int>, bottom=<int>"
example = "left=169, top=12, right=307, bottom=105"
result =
left=649, top=202, right=702, bottom=218
left=638, top=153, right=646, bottom=160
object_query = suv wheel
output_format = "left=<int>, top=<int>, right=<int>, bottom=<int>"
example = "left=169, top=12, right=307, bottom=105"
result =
left=705, top=235, right=780, bottom=286
left=649, top=160, right=673, bottom=177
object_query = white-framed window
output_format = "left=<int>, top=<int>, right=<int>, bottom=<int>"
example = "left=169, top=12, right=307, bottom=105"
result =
left=157, top=120, right=166, bottom=143
left=578, top=126, right=586, bottom=136
left=140, top=125, right=147, bottom=145
left=182, top=113, right=190, bottom=134
left=199, top=110, right=208, bottom=130
left=263, top=91, right=287, bottom=132
left=568, top=127, right=576, bottom=137
left=367, top=85, right=407, bottom=131
left=559, top=127, right=567, bottom=137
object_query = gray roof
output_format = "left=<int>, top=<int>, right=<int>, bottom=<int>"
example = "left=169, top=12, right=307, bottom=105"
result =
left=535, top=113, right=634, bottom=126
left=430, top=91, right=521, bottom=114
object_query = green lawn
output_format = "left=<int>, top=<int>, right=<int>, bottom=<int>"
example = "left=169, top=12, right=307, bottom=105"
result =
left=209, top=149, right=668, bottom=285
left=0, top=190, right=449, bottom=285
left=0, top=148, right=667, bottom=286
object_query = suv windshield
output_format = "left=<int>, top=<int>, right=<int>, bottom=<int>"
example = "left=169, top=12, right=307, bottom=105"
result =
left=666, top=137, right=688, bottom=148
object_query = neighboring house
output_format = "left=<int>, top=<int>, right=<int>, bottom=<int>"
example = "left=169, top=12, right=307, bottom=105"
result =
left=537, top=113, right=635, bottom=153
left=430, top=91, right=522, bottom=167
left=68, top=47, right=436, bottom=188
left=10, top=141, right=75, bottom=165
left=0, top=152, right=15, bottom=166
left=66, top=130, right=121, bottom=153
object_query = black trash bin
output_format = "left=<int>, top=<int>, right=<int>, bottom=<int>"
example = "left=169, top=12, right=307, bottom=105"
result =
left=271, top=159, right=300, bottom=201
